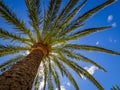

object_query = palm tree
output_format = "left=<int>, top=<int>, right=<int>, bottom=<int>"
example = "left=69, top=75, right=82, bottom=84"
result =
left=0, top=0, right=119, bottom=90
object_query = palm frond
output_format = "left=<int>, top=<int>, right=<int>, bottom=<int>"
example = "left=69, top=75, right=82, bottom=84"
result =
left=51, top=0, right=62, bottom=20
left=50, top=52, right=80, bottom=90
left=51, top=0, right=87, bottom=39
left=58, top=24, right=84, bottom=38
left=42, top=0, right=55, bottom=38
left=43, top=0, right=80, bottom=43
left=42, top=3, right=47, bottom=39
left=43, top=60, right=48, bottom=90
left=59, top=52, right=104, bottom=90
left=55, top=56, right=80, bottom=90
left=60, top=0, right=79, bottom=21
left=51, top=66, right=61, bottom=90
left=60, top=48, right=106, bottom=72
left=25, top=0, right=41, bottom=42
left=69, top=26, right=111, bottom=38
left=61, top=64, right=79, bottom=90
left=0, top=1, right=35, bottom=43
left=47, top=58, right=54, bottom=90
left=33, top=64, right=44, bottom=90
left=0, top=45, right=29, bottom=57
left=72, top=0, right=115, bottom=26
left=33, top=73, right=39, bottom=90
left=75, top=62, right=104, bottom=90
left=0, top=28, right=32, bottom=46
left=111, top=85, right=120, bottom=90
left=51, top=56, right=64, bottom=76
left=42, top=0, right=62, bottom=39
left=0, top=55, right=23, bottom=73
left=64, top=44, right=120, bottom=55
left=51, top=26, right=111, bottom=45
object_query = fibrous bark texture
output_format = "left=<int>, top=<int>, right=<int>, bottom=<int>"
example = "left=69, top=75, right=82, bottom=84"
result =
left=0, top=49, right=43, bottom=90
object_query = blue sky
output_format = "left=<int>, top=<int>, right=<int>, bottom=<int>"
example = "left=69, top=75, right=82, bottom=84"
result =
left=0, top=0, right=120, bottom=90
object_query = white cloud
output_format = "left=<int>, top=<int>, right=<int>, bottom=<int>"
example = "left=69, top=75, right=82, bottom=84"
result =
left=55, top=82, right=70, bottom=90
left=109, top=38, right=113, bottom=42
left=112, top=22, right=117, bottom=27
left=32, top=76, right=44, bottom=90
left=96, top=41, right=99, bottom=45
left=80, top=74, right=86, bottom=79
left=24, top=50, right=30, bottom=55
left=67, top=82, right=71, bottom=87
left=80, top=66, right=98, bottom=79
left=26, top=50, right=30, bottom=54
left=109, top=38, right=117, bottom=43
left=85, top=66, right=98, bottom=75
left=61, top=86, right=66, bottom=90
left=107, top=15, right=113, bottom=22
left=39, top=80, right=44, bottom=90
left=55, top=86, right=66, bottom=90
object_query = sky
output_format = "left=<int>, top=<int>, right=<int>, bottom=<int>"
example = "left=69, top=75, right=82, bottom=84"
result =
left=0, top=0, right=120, bottom=90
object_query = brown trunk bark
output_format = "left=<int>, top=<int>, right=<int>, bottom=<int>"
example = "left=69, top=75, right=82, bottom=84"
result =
left=0, top=49, right=43, bottom=90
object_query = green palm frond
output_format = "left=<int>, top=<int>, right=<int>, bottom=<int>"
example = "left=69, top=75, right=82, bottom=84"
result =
left=61, top=64, right=79, bottom=90
left=48, top=58, right=54, bottom=90
left=51, top=0, right=87, bottom=39
left=50, top=0, right=62, bottom=20
left=53, top=56, right=80, bottom=90
left=25, top=0, right=41, bottom=42
left=41, top=0, right=55, bottom=38
left=43, top=60, right=48, bottom=90
left=68, top=26, right=112, bottom=39
left=51, top=56, right=64, bottom=76
left=71, top=0, right=115, bottom=26
left=33, top=73, right=39, bottom=90
left=60, top=48, right=106, bottom=72
left=58, top=52, right=104, bottom=90
left=33, top=64, right=44, bottom=90
left=42, top=4, right=47, bottom=39
left=42, top=0, right=62, bottom=39
left=61, top=0, right=79, bottom=21
left=0, top=45, right=29, bottom=57
left=51, top=26, right=111, bottom=45
left=0, top=28, right=32, bottom=46
left=58, top=23, right=84, bottom=38
left=52, top=69, right=61, bottom=90
left=0, top=55, right=23, bottom=73
left=111, top=85, right=120, bottom=90
left=0, top=1, right=35, bottom=42
left=43, top=0, right=80, bottom=43
left=64, top=44, right=120, bottom=55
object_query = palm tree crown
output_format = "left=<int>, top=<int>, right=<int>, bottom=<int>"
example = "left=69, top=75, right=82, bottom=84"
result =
left=0, top=0, right=119, bottom=90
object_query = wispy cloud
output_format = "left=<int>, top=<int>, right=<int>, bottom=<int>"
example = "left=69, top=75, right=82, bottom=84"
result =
left=32, top=63, right=44, bottom=90
left=55, top=86, right=66, bottom=90
left=80, top=66, right=98, bottom=79
left=112, top=22, right=117, bottom=27
left=107, top=15, right=113, bottom=22
left=39, top=79, right=44, bottom=90
left=23, top=50, right=30, bottom=55
left=107, top=15, right=117, bottom=27
left=96, top=41, right=99, bottom=45
left=26, top=50, right=30, bottom=54
left=67, top=82, right=71, bottom=87
left=85, top=66, right=98, bottom=75
left=109, top=38, right=117, bottom=43
left=55, top=82, right=70, bottom=90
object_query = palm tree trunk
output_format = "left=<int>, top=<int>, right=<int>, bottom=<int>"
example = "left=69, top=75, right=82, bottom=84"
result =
left=0, top=49, right=43, bottom=90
